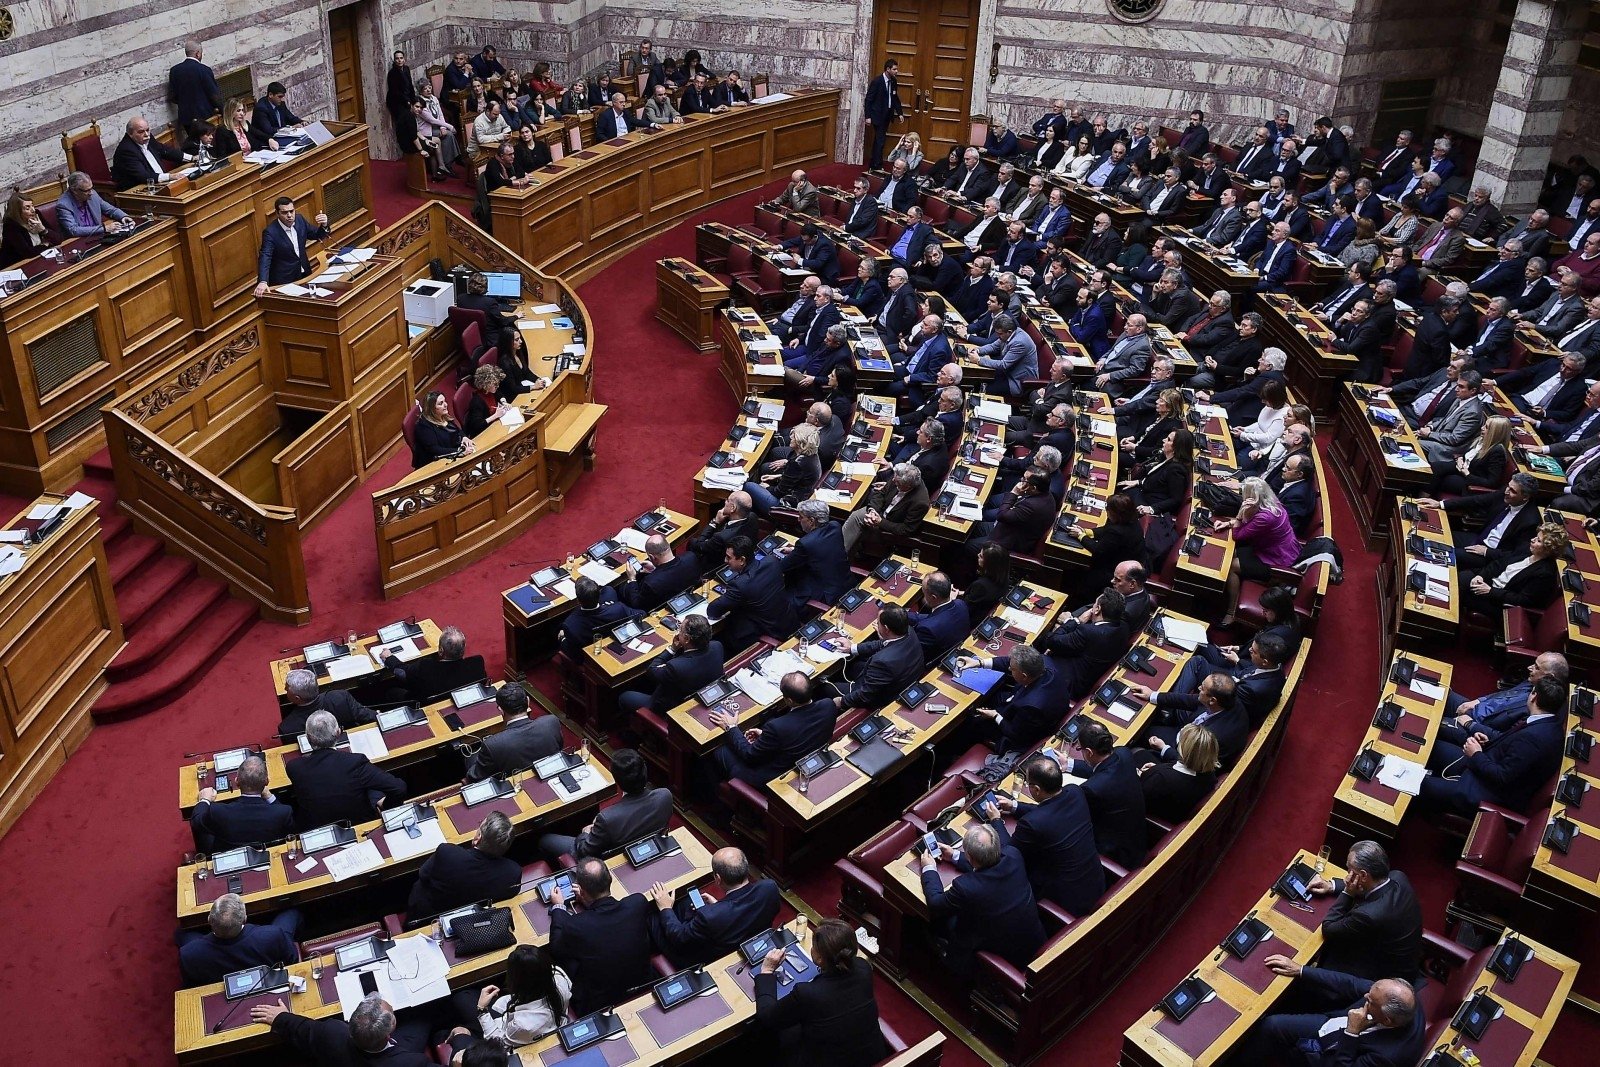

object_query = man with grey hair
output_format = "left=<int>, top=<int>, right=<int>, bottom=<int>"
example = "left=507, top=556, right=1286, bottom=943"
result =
left=946, top=146, right=997, bottom=201
left=957, top=194, right=1007, bottom=254
left=768, top=274, right=822, bottom=343
left=1244, top=967, right=1423, bottom=1064
left=782, top=498, right=851, bottom=609
left=113, top=113, right=192, bottom=191
left=382, top=624, right=486, bottom=703
left=893, top=314, right=952, bottom=403
left=1458, top=295, right=1514, bottom=372
left=918, top=819, right=1045, bottom=975
left=55, top=170, right=133, bottom=237
left=278, top=667, right=374, bottom=740
left=1468, top=238, right=1528, bottom=301
left=286, top=710, right=408, bottom=829
left=190, top=754, right=295, bottom=853
left=1300, top=840, right=1422, bottom=988
left=252, top=992, right=430, bottom=1063
left=974, top=313, right=1039, bottom=399
left=1199, top=347, right=1288, bottom=424
left=407, top=808, right=520, bottom=918
left=844, top=462, right=929, bottom=551
left=178, top=891, right=302, bottom=987
left=689, top=489, right=758, bottom=570
left=169, top=38, right=223, bottom=127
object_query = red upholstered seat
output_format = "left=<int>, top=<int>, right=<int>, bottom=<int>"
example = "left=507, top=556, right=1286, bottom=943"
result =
left=1502, top=601, right=1569, bottom=666
left=476, top=345, right=499, bottom=368
left=401, top=402, right=422, bottom=454
left=451, top=381, right=475, bottom=425
left=732, top=258, right=790, bottom=315
left=1454, top=799, right=1550, bottom=921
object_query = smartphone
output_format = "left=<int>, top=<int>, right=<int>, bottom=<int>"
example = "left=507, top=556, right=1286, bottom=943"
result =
left=687, top=888, right=705, bottom=909
left=227, top=874, right=243, bottom=894
left=980, top=791, right=997, bottom=810
left=922, top=832, right=939, bottom=855
left=215, top=774, right=230, bottom=792
left=358, top=970, right=379, bottom=995
left=443, top=711, right=465, bottom=731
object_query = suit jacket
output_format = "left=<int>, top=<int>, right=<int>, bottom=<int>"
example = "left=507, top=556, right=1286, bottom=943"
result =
left=1501, top=362, right=1587, bottom=423
left=976, top=330, right=1039, bottom=397
left=945, top=163, right=997, bottom=201
left=1073, top=748, right=1148, bottom=869
left=1333, top=317, right=1386, bottom=383
left=892, top=220, right=935, bottom=270
left=169, top=56, right=223, bottom=126
left=1254, top=240, right=1297, bottom=290
left=988, top=659, right=1073, bottom=753
left=1289, top=968, right=1428, bottom=1066
left=285, top=748, right=408, bottom=830
left=1194, top=205, right=1243, bottom=246
left=258, top=216, right=331, bottom=285
left=636, top=639, right=723, bottom=712
left=1460, top=714, right=1566, bottom=810
left=1280, top=478, right=1317, bottom=539
left=1469, top=258, right=1528, bottom=300
left=1318, top=871, right=1423, bottom=984
left=781, top=181, right=820, bottom=216
left=862, top=477, right=929, bottom=539
left=921, top=846, right=1045, bottom=971
left=277, top=689, right=375, bottom=740
left=1142, top=288, right=1203, bottom=332
left=902, top=599, right=969, bottom=661
left=878, top=175, right=919, bottom=214
left=248, top=95, right=304, bottom=149
left=1042, top=618, right=1129, bottom=699
left=179, top=923, right=300, bottom=987
left=572, top=787, right=674, bottom=859
left=754, top=957, right=888, bottom=1067
left=1228, top=218, right=1270, bottom=263
left=1529, top=291, right=1586, bottom=338
left=863, top=72, right=902, bottom=125
left=384, top=653, right=489, bottom=704
left=721, top=698, right=838, bottom=782
left=839, top=634, right=926, bottom=710
left=407, top=841, right=522, bottom=918
left=618, top=553, right=702, bottom=611
left=657, top=879, right=782, bottom=967
left=1154, top=694, right=1251, bottom=766
left=190, top=794, right=296, bottom=853
left=548, top=894, right=659, bottom=1015
left=1140, top=182, right=1186, bottom=220
left=842, top=195, right=880, bottom=238
left=783, top=522, right=852, bottom=605
left=270, top=1011, right=432, bottom=1065
left=560, top=595, right=642, bottom=657
left=993, top=788, right=1104, bottom=916
left=1416, top=220, right=1466, bottom=268
left=112, top=134, right=186, bottom=191
left=1559, top=317, right=1600, bottom=357
left=1233, top=143, right=1274, bottom=181
left=690, top=515, right=761, bottom=570
left=781, top=234, right=840, bottom=284
left=1182, top=310, right=1235, bottom=353
left=464, top=714, right=564, bottom=781
left=597, top=106, right=641, bottom=139
left=709, top=555, right=799, bottom=651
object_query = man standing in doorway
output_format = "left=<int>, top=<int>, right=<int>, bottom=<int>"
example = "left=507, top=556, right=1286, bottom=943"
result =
left=864, top=59, right=904, bottom=170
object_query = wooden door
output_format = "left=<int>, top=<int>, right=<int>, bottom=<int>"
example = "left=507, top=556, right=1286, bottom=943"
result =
left=328, top=5, right=365, bottom=124
left=870, top=0, right=981, bottom=165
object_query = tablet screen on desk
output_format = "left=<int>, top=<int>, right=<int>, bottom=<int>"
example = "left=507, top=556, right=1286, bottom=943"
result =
left=377, top=706, right=421, bottom=731
left=376, top=620, right=422, bottom=643
left=212, top=747, right=250, bottom=774
left=451, top=682, right=495, bottom=709
left=531, top=567, right=563, bottom=588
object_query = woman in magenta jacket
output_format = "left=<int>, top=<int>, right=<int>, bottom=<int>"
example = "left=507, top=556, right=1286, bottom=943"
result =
left=1216, top=476, right=1301, bottom=626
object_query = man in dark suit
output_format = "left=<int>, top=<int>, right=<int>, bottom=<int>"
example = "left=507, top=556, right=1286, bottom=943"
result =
left=462, top=684, right=564, bottom=781
left=382, top=625, right=489, bottom=703
left=1331, top=299, right=1387, bottom=383
left=843, top=462, right=930, bottom=553
left=1079, top=212, right=1124, bottom=269
left=1392, top=297, right=1459, bottom=383
left=1253, top=221, right=1297, bottom=295
left=1278, top=455, right=1318, bottom=539
left=1143, top=671, right=1250, bottom=767
left=780, top=223, right=840, bottom=284
left=178, top=892, right=301, bottom=987
left=1230, top=126, right=1275, bottom=182
left=1299, top=841, right=1423, bottom=990
left=1419, top=675, right=1567, bottom=817
left=618, top=534, right=701, bottom=611
left=548, top=858, right=659, bottom=1015
left=982, top=755, right=1104, bottom=916
left=1083, top=141, right=1130, bottom=189
left=877, top=159, right=920, bottom=215
left=248, top=82, right=304, bottom=149
left=285, top=711, right=409, bottom=830
left=1141, top=169, right=1186, bottom=222
left=1191, top=188, right=1243, bottom=247
left=1440, top=474, right=1539, bottom=573
left=1540, top=380, right=1600, bottom=444
left=278, top=668, right=375, bottom=740
left=708, top=536, right=799, bottom=651
left=711, top=672, right=837, bottom=785
left=688, top=491, right=759, bottom=571
left=618, top=615, right=725, bottom=716
left=597, top=92, right=642, bottom=138
left=405, top=810, right=521, bottom=919
left=1242, top=967, right=1425, bottom=1067
left=169, top=41, right=223, bottom=127
left=251, top=994, right=431, bottom=1064
left=1041, top=590, right=1130, bottom=700
left=559, top=578, right=642, bottom=657
left=841, top=176, right=881, bottom=238
left=959, top=645, right=1070, bottom=755
left=540, top=748, right=673, bottom=862
left=1500, top=351, right=1589, bottom=428
left=1468, top=242, right=1530, bottom=300
left=889, top=208, right=935, bottom=268
left=112, top=114, right=188, bottom=191
left=971, top=470, right=1055, bottom=557
left=1373, top=128, right=1420, bottom=186
left=919, top=822, right=1045, bottom=975
left=189, top=756, right=296, bottom=855
left=1061, top=722, right=1149, bottom=869
left=863, top=60, right=904, bottom=169
left=782, top=500, right=852, bottom=609
left=253, top=195, right=330, bottom=294
left=945, top=147, right=997, bottom=201
left=901, top=572, right=970, bottom=660
left=651, top=847, right=781, bottom=967
left=1152, top=631, right=1288, bottom=729
left=834, top=605, right=927, bottom=710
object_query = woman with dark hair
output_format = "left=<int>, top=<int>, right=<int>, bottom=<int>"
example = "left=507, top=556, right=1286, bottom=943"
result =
left=680, top=49, right=716, bottom=81
left=2, top=193, right=55, bottom=267
left=1029, top=124, right=1065, bottom=172
left=412, top=390, right=472, bottom=467
left=1115, top=157, right=1154, bottom=205
left=960, top=543, right=1012, bottom=620
left=457, top=943, right=571, bottom=1048
left=1121, top=429, right=1193, bottom=516
left=514, top=123, right=552, bottom=173
left=1068, top=493, right=1146, bottom=594
left=1114, top=220, right=1152, bottom=274
left=927, top=145, right=964, bottom=187
left=587, top=71, right=613, bottom=107
left=527, top=61, right=563, bottom=98
left=495, top=327, right=545, bottom=397
left=1255, top=583, right=1304, bottom=661
left=754, top=920, right=887, bottom=1067
left=823, top=363, right=857, bottom=425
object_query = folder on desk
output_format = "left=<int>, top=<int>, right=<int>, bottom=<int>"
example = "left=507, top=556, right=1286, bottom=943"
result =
left=505, top=586, right=552, bottom=614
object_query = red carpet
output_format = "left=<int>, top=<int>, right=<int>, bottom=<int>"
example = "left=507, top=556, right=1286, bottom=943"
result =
left=0, top=160, right=1588, bottom=1066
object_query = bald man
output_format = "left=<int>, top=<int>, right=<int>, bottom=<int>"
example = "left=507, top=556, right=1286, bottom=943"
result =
left=1244, top=964, right=1424, bottom=1066
left=648, top=846, right=780, bottom=967
left=112, top=115, right=188, bottom=190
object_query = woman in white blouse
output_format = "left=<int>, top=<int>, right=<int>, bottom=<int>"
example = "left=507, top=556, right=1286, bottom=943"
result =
left=468, top=945, right=572, bottom=1047
left=1057, top=134, right=1096, bottom=180
left=1233, top=379, right=1290, bottom=452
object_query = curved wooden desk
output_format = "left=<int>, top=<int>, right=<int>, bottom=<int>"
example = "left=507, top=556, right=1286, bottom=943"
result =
left=489, top=89, right=839, bottom=281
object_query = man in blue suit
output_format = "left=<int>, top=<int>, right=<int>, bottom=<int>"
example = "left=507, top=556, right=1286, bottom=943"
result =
left=710, top=672, right=836, bottom=783
left=782, top=286, right=842, bottom=362
left=888, top=204, right=933, bottom=264
left=1443, top=649, right=1565, bottom=727
left=1316, top=196, right=1358, bottom=255
left=1243, top=966, right=1425, bottom=1067
left=248, top=82, right=304, bottom=149
left=893, top=314, right=953, bottom=399
left=1419, top=675, right=1567, bottom=816
left=1032, top=189, right=1073, bottom=246
left=618, top=615, right=725, bottom=715
left=974, top=314, right=1039, bottom=399
left=863, top=60, right=904, bottom=169
left=1041, top=590, right=1130, bottom=699
left=559, top=576, right=642, bottom=656
left=982, top=755, right=1105, bottom=917
left=177, top=893, right=301, bottom=987
left=1253, top=221, right=1297, bottom=295
left=651, top=847, right=781, bottom=967
left=56, top=171, right=132, bottom=237
left=1499, top=351, right=1589, bottom=428
left=254, top=196, right=329, bottom=295
left=708, top=536, right=799, bottom=651
left=1083, top=141, right=1130, bottom=189
left=1142, top=631, right=1288, bottom=729
left=1060, top=721, right=1148, bottom=869
left=168, top=41, right=223, bottom=127
left=1144, top=671, right=1250, bottom=767
left=782, top=500, right=852, bottom=609
left=189, top=755, right=295, bottom=854
left=959, top=645, right=1071, bottom=755
left=919, top=822, right=1045, bottom=975
left=834, top=604, right=927, bottom=710
left=903, top=572, right=970, bottom=660
left=982, top=121, right=1018, bottom=160
left=597, top=92, right=641, bottom=139
left=1468, top=241, right=1531, bottom=300
left=780, top=223, right=840, bottom=284
left=618, top=534, right=702, bottom=612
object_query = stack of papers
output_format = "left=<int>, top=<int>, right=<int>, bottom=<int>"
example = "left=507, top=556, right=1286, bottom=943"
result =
left=614, top=527, right=649, bottom=551
left=334, top=936, right=450, bottom=1015
left=748, top=337, right=782, bottom=352
left=528, top=303, right=563, bottom=315
left=332, top=247, right=376, bottom=263
left=577, top=559, right=619, bottom=585
left=348, top=729, right=389, bottom=761
left=1161, top=617, right=1210, bottom=651
left=323, top=839, right=384, bottom=882
left=974, top=399, right=1011, bottom=421
left=1375, top=756, right=1427, bottom=796
left=325, top=655, right=372, bottom=682
left=733, top=668, right=780, bottom=705
left=0, top=546, right=23, bottom=578
left=383, top=818, right=445, bottom=862
left=703, top=467, right=748, bottom=490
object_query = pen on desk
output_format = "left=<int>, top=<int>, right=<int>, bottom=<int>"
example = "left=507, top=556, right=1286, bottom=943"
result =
left=1402, top=731, right=1427, bottom=745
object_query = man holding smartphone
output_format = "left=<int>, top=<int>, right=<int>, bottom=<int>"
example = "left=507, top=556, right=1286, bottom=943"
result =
left=973, top=755, right=1104, bottom=917
left=649, top=847, right=781, bottom=967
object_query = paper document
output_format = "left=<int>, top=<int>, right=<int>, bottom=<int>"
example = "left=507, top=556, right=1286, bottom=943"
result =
left=382, top=818, right=446, bottom=862
left=814, top=489, right=853, bottom=505
left=948, top=499, right=984, bottom=521
left=301, top=120, right=335, bottom=146
left=325, top=655, right=372, bottom=682
left=1375, top=756, right=1428, bottom=796
left=274, top=283, right=311, bottom=296
left=347, top=728, right=389, bottom=761
left=974, top=399, right=1011, bottom=421
left=370, top=642, right=417, bottom=665
left=0, top=548, right=23, bottom=578
left=578, top=559, right=619, bottom=585
left=64, top=491, right=95, bottom=509
left=529, top=303, right=563, bottom=314
left=614, top=527, right=649, bottom=551
left=516, top=319, right=545, bottom=329
left=751, top=363, right=784, bottom=377
left=1161, top=617, right=1210, bottom=651
left=1409, top=678, right=1444, bottom=701
left=1100, top=697, right=1141, bottom=723
left=323, top=839, right=384, bottom=882
left=840, top=462, right=878, bottom=478
left=733, top=668, right=780, bottom=706
left=333, top=247, right=377, bottom=263
left=309, top=272, right=344, bottom=285
left=737, top=436, right=762, bottom=454
left=0, top=530, right=25, bottom=543
left=26, top=503, right=60, bottom=520
left=1001, top=606, right=1042, bottom=631
left=755, top=92, right=795, bottom=103
left=761, top=649, right=808, bottom=680
left=703, top=468, right=748, bottom=490
left=0, top=269, right=25, bottom=283
left=550, top=578, right=577, bottom=600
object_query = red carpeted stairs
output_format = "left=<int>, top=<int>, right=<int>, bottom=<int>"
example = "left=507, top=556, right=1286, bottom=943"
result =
left=79, top=449, right=258, bottom=722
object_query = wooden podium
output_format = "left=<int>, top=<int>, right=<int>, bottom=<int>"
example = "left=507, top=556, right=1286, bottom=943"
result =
left=655, top=257, right=728, bottom=350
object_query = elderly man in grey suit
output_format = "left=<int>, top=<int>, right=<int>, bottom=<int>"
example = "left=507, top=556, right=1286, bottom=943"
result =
left=973, top=314, right=1039, bottom=399
left=1093, top=314, right=1154, bottom=396
left=1418, top=370, right=1488, bottom=464
left=462, top=684, right=564, bottom=781
left=538, top=749, right=672, bottom=862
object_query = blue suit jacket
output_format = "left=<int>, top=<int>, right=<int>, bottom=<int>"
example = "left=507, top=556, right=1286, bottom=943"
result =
left=921, top=846, right=1045, bottom=971
left=782, top=521, right=852, bottom=605
left=258, top=216, right=330, bottom=285
left=618, top=552, right=703, bottom=611
left=190, top=794, right=296, bottom=853
left=1419, top=185, right=1450, bottom=218
left=721, top=698, right=838, bottom=781
left=1499, top=361, right=1587, bottom=424
left=908, top=599, right=970, bottom=660
left=901, top=330, right=952, bottom=382
left=1069, top=301, right=1111, bottom=358
left=863, top=72, right=902, bottom=126
left=248, top=95, right=304, bottom=149
left=1462, top=715, right=1564, bottom=810
left=1033, top=204, right=1073, bottom=244
left=839, top=633, right=925, bottom=710
left=984, top=129, right=1018, bottom=157
left=993, top=787, right=1104, bottom=916
left=709, top=555, right=799, bottom=650
left=1293, top=968, right=1428, bottom=1064
left=169, top=58, right=222, bottom=126
left=989, top=660, right=1072, bottom=753
left=781, top=234, right=840, bottom=284
left=559, top=590, right=642, bottom=655
left=179, top=923, right=300, bottom=987
left=656, top=880, right=782, bottom=967
left=996, top=237, right=1041, bottom=273
left=596, top=107, right=640, bottom=139
left=55, top=190, right=128, bottom=237
left=1067, top=748, right=1148, bottom=869
left=1253, top=240, right=1296, bottom=290
left=1317, top=215, right=1355, bottom=254
left=890, top=220, right=933, bottom=264
left=1469, top=258, right=1527, bottom=299
left=644, top=641, right=726, bottom=710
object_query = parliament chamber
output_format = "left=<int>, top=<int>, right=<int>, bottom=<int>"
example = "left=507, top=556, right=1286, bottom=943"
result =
left=5, top=3, right=1600, bottom=1066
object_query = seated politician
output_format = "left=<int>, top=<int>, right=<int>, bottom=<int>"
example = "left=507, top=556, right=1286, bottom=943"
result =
left=709, top=672, right=836, bottom=786
left=382, top=624, right=488, bottom=703
left=547, top=858, right=658, bottom=1016
left=782, top=499, right=852, bottom=610
left=559, top=577, right=642, bottom=657
left=286, top=711, right=409, bottom=830
left=618, top=615, right=725, bottom=716
left=754, top=918, right=887, bottom=1067
left=177, top=893, right=301, bottom=988
left=250, top=992, right=431, bottom=1063
left=830, top=605, right=928, bottom=710
left=537, top=748, right=672, bottom=863
left=406, top=810, right=521, bottom=920
left=1134, top=723, right=1220, bottom=823
left=618, top=534, right=701, bottom=612
left=253, top=195, right=330, bottom=295
left=111, top=115, right=189, bottom=191
left=410, top=390, right=472, bottom=467
left=56, top=170, right=133, bottom=238
left=278, top=667, right=375, bottom=740
left=979, top=754, right=1105, bottom=916
left=189, top=755, right=295, bottom=855
left=919, top=822, right=1045, bottom=976
left=461, top=684, right=564, bottom=781
left=650, top=847, right=781, bottom=968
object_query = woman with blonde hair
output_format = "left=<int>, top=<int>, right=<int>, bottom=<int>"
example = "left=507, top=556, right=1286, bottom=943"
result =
left=218, top=97, right=253, bottom=156
left=1465, top=521, right=1567, bottom=622
left=1429, top=414, right=1511, bottom=496
left=888, top=130, right=924, bottom=173
left=745, top=421, right=821, bottom=512
left=1214, top=476, right=1301, bottom=625
left=1136, top=722, right=1220, bottom=822
left=1121, top=388, right=1186, bottom=465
